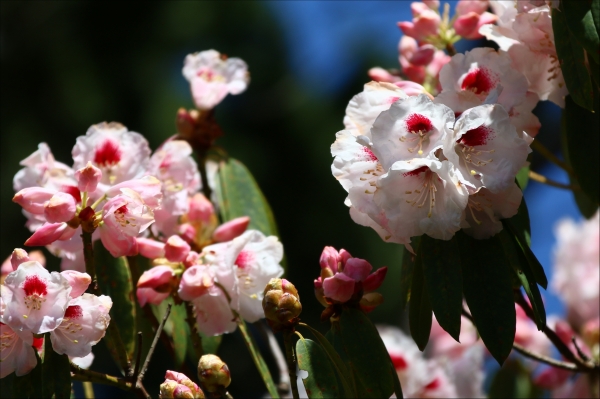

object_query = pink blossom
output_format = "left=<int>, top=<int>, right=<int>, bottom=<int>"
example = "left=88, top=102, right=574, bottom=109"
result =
left=13, top=187, right=55, bottom=214
left=105, top=176, right=163, bottom=209
left=319, top=246, right=340, bottom=273
left=398, top=2, right=441, bottom=43
left=395, top=81, right=434, bottom=99
left=178, top=265, right=214, bottom=301
left=44, top=192, right=77, bottom=223
left=368, top=67, right=401, bottom=84
left=136, top=266, right=175, bottom=307
left=182, top=50, right=250, bottom=110
left=363, top=267, right=387, bottom=292
left=160, top=370, right=204, bottom=398
left=72, top=122, right=151, bottom=187
left=0, top=323, right=37, bottom=378
left=454, top=12, right=498, bottom=40
left=75, top=162, right=102, bottom=193
left=60, top=270, right=91, bottom=298
left=187, top=193, right=215, bottom=223
left=164, top=235, right=191, bottom=263
left=136, top=288, right=170, bottom=308
left=13, top=143, right=76, bottom=193
left=24, top=222, right=75, bottom=247
left=50, top=294, right=112, bottom=358
left=342, top=258, right=372, bottom=282
left=322, top=273, right=355, bottom=303
left=191, top=287, right=238, bottom=336
left=212, top=216, right=250, bottom=243
left=455, top=0, right=489, bottom=16
left=1, top=261, right=72, bottom=334
left=137, top=237, right=166, bottom=259
left=6, top=249, right=45, bottom=273
left=463, top=184, right=523, bottom=239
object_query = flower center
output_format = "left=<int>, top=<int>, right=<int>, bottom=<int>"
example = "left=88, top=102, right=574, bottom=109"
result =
left=22, top=275, right=48, bottom=316
left=403, top=167, right=437, bottom=218
left=461, top=67, right=496, bottom=94
left=114, top=204, right=138, bottom=228
left=457, top=126, right=495, bottom=175
left=94, top=139, right=122, bottom=168
left=402, top=114, right=434, bottom=155
left=390, top=353, right=408, bottom=370
left=235, top=250, right=255, bottom=270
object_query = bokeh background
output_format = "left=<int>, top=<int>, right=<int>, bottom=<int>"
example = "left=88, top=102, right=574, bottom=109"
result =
left=0, top=1, right=581, bottom=397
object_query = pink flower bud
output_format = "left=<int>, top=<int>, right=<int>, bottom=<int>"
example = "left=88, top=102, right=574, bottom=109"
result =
left=178, top=223, right=197, bottom=244
left=322, top=273, right=355, bottom=303
left=343, top=258, right=373, bottom=282
left=75, top=162, right=102, bottom=193
left=136, top=237, right=165, bottom=259
left=212, top=216, right=250, bottom=243
left=394, top=81, right=434, bottom=99
left=338, top=249, right=352, bottom=269
left=363, top=267, right=388, bottom=292
left=454, top=11, right=497, bottom=40
left=183, top=251, right=200, bottom=268
left=319, top=246, right=340, bottom=273
left=178, top=265, right=213, bottom=301
left=188, top=193, right=214, bottom=223
left=456, top=0, right=488, bottom=16
left=44, top=192, right=77, bottom=223
left=408, top=44, right=436, bottom=66
left=137, top=265, right=175, bottom=289
left=136, top=287, right=169, bottom=307
left=24, top=222, right=70, bottom=247
left=60, top=270, right=92, bottom=298
left=13, top=187, right=55, bottom=214
left=164, top=235, right=191, bottom=263
left=398, top=5, right=440, bottom=42
left=10, top=248, right=32, bottom=271
left=422, top=0, right=439, bottom=9
left=368, top=67, right=401, bottom=83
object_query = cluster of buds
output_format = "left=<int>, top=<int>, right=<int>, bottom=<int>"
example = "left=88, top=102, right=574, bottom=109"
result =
left=262, top=278, right=302, bottom=332
left=0, top=249, right=111, bottom=378
left=314, top=247, right=387, bottom=320
left=197, top=354, right=231, bottom=394
left=159, top=370, right=205, bottom=399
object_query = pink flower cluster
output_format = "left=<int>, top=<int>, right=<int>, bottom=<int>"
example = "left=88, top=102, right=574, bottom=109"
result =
left=0, top=249, right=111, bottom=378
left=137, top=226, right=284, bottom=337
left=314, top=246, right=387, bottom=312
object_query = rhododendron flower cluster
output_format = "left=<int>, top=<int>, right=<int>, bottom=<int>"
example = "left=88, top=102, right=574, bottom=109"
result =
left=0, top=249, right=111, bottom=378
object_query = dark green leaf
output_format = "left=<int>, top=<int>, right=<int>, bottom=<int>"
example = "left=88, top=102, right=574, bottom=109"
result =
left=420, top=235, right=462, bottom=341
left=488, top=359, right=544, bottom=398
left=95, top=242, right=136, bottom=370
left=553, top=8, right=594, bottom=111
left=458, top=232, right=515, bottom=366
left=337, top=308, right=395, bottom=399
left=9, top=351, right=43, bottom=398
left=516, top=165, right=530, bottom=191
left=590, top=53, right=600, bottom=88
left=563, top=95, right=600, bottom=204
left=399, top=237, right=420, bottom=310
left=563, top=2, right=599, bottom=63
left=592, top=0, right=600, bottom=36
left=41, top=334, right=72, bottom=398
left=408, top=252, right=432, bottom=351
left=296, top=338, right=340, bottom=399
left=498, top=230, right=546, bottom=329
left=156, top=299, right=188, bottom=368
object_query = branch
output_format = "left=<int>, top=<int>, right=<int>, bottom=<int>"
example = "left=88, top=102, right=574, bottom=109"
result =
left=530, top=140, right=574, bottom=175
left=138, top=303, right=172, bottom=383
left=528, top=170, right=579, bottom=190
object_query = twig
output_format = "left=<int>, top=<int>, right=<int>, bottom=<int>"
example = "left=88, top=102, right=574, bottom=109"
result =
left=528, top=170, right=579, bottom=190
left=572, top=337, right=592, bottom=363
left=530, top=140, right=573, bottom=175
left=138, top=303, right=172, bottom=382
left=263, top=323, right=290, bottom=395
left=283, top=331, right=299, bottom=399
left=131, top=332, right=143, bottom=382
left=512, top=342, right=580, bottom=372
left=70, top=363, right=133, bottom=390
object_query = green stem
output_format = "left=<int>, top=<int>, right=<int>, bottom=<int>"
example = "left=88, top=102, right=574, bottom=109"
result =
left=82, top=381, right=95, bottom=399
left=283, top=331, right=299, bottom=399
left=70, top=364, right=133, bottom=390
left=531, top=140, right=574, bottom=175
left=528, top=170, right=579, bottom=190
left=237, top=318, right=279, bottom=398
left=445, top=42, right=456, bottom=56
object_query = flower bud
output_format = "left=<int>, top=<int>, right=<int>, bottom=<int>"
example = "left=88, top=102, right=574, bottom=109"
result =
left=61, top=270, right=92, bottom=298
left=75, top=161, right=102, bottom=193
left=322, top=273, right=355, bottom=303
left=44, top=192, right=77, bottom=223
left=343, top=258, right=372, bottom=282
left=319, top=246, right=340, bottom=273
left=262, top=278, right=302, bottom=329
left=13, top=187, right=55, bottom=214
left=165, top=235, right=191, bottom=263
left=178, top=265, right=213, bottom=301
left=161, top=370, right=205, bottom=399
left=212, top=216, right=250, bottom=243
left=178, top=223, right=197, bottom=244
left=137, top=237, right=166, bottom=259
left=24, top=222, right=71, bottom=247
left=187, top=193, right=214, bottom=223
left=183, top=251, right=200, bottom=268
left=198, top=354, right=231, bottom=393
left=10, top=248, right=32, bottom=271
left=137, top=265, right=175, bottom=290
left=363, top=267, right=387, bottom=292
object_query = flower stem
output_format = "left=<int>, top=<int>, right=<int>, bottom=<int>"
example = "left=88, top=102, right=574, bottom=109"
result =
left=528, top=170, right=579, bottom=190
left=530, top=140, right=573, bottom=175
left=283, top=330, right=299, bottom=399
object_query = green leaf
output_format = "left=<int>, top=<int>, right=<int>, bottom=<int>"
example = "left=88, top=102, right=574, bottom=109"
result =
left=296, top=338, right=340, bottom=398
left=237, top=319, right=279, bottom=398
left=157, top=299, right=188, bottom=368
left=337, top=308, right=396, bottom=399
left=498, top=230, right=546, bottom=330
left=563, top=95, right=600, bottom=205
left=420, top=235, right=462, bottom=341
left=553, top=8, right=594, bottom=111
left=95, top=242, right=136, bottom=371
left=592, top=0, right=600, bottom=36
left=488, top=359, right=544, bottom=398
left=399, top=236, right=420, bottom=310
left=408, top=252, right=432, bottom=351
left=563, top=2, right=599, bottom=64
left=516, top=165, right=530, bottom=191
left=458, top=232, right=515, bottom=366
left=41, top=334, right=72, bottom=399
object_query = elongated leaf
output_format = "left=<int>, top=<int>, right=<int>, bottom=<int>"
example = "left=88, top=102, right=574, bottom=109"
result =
left=237, top=319, right=279, bottom=398
left=553, top=8, right=594, bottom=111
left=95, top=242, right=136, bottom=370
left=516, top=165, right=530, bottom=191
left=41, top=334, right=72, bottom=398
left=296, top=338, right=340, bottom=398
left=458, top=232, right=515, bottom=365
left=498, top=230, right=546, bottom=329
left=408, top=252, right=432, bottom=351
left=420, top=235, right=462, bottom=341
left=337, top=308, right=395, bottom=399
left=563, top=95, right=600, bottom=205
left=563, top=2, right=599, bottom=63
left=592, top=0, right=600, bottom=36
left=301, top=323, right=355, bottom=397
left=399, top=237, right=420, bottom=310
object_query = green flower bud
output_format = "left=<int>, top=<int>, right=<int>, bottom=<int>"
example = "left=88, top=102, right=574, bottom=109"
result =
left=198, top=354, right=231, bottom=393
left=262, top=278, right=302, bottom=331
left=159, top=380, right=178, bottom=399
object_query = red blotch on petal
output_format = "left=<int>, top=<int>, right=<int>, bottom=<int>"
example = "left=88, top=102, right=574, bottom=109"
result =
left=425, top=378, right=441, bottom=390
left=390, top=353, right=408, bottom=370
left=61, top=185, right=82, bottom=203
left=403, top=166, right=429, bottom=177
left=362, top=147, right=378, bottom=162
left=115, top=205, right=128, bottom=215
left=64, top=305, right=83, bottom=319
left=33, top=336, right=44, bottom=350
left=23, top=275, right=48, bottom=296
left=459, top=126, right=493, bottom=147
left=93, top=139, right=122, bottom=167
left=406, top=114, right=433, bottom=133
left=461, top=67, right=495, bottom=94
left=235, top=250, right=255, bottom=269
